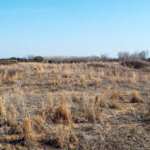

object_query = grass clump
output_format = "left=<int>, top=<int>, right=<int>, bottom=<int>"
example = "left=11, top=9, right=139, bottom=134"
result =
left=0, top=98, right=6, bottom=117
left=55, top=124, right=78, bottom=149
left=131, top=91, right=144, bottom=103
left=112, top=89, right=125, bottom=101
left=24, top=117, right=37, bottom=146
left=55, top=102, right=72, bottom=125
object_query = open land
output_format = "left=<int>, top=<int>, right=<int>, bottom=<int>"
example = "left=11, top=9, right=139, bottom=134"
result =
left=0, top=61, right=150, bottom=149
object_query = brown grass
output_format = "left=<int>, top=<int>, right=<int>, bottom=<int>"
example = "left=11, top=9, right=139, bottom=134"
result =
left=0, top=98, right=6, bottom=117
left=80, top=75, right=86, bottom=86
left=0, top=62, right=149, bottom=149
left=64, top=70, right=71, bottom=78
left=71, top=91, right=78, bottom=102
left=131, top=91, right=144, bottom=103
left=55, top=124, right=78, bottom=149
left=24, top=117, right=37, bottom=146
left=112, top=89, right=125, bottom=100
left=83, top=95, right=103, bottom=123
left=55, top=102, right=72, bottom=125
left=7, top=105, right=18, bottom=126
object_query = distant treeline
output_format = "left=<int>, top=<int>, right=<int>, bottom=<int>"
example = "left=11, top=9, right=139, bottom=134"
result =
left=0, top=51, right=149, bottom=64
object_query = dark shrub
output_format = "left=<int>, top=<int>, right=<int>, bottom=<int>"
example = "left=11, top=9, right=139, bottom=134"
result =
left=121, top=60, right=150, bottom=69
left=33, top=56, right=44, bottom=62
left=0, top=60, right=17, bottom=65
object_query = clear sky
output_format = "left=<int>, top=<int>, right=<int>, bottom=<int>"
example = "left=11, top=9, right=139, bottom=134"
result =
left=0, top=0, right=150, bottom=58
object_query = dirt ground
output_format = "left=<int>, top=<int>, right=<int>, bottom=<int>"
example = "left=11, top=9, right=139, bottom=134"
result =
left=0, top=62, right=150, bottom=150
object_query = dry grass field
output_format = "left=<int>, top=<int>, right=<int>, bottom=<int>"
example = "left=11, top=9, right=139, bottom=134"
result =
left=0, top=61, right=150, bottom=149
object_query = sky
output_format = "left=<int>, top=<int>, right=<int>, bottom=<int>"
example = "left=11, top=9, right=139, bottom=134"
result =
left=0, top=0, right=150, bottom=58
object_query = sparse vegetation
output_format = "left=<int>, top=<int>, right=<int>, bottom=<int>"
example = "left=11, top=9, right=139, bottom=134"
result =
left=0, top=59, right=149, bottom=149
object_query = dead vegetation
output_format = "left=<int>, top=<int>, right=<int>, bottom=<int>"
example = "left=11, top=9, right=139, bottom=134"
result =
left=131, top=91, right=144, bottom=103
left=0, top=62, right=150, bottom=149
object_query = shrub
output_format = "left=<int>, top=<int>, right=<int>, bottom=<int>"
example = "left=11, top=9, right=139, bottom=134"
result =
left=33, top=56, right=44, bottom=62
left=0, top=60, right=17, bottom=65
left=121, top=60, right=150, bottom=69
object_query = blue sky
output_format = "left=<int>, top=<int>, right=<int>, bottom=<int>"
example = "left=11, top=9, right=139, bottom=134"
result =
left=0, top=0, right=150, bottom=58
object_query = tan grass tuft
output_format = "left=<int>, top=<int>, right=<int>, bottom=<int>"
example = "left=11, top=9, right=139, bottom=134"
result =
left=80, top=75, right=86, bottom=86
left=32, top=116, right=48, bottom=134
left=7, top=105, right=18, bottom=126
left=92, top=77, right=99, bottom=86
left=71, top=91, right=78, bottom=102
left=130, top=71, right=138, bottom=83
left=95, top=96, right=108, bottom=108
left=131, top=91, right=144, bottom=103
left=24, top=117, right=37, bottom=146
left=13, top=87, right=19, bottom=98
left=52, top=75, right=62, bottom=86
left=55, top=102, right=72, bottom=125
left=89, top=71, right=94, bottom=79
left=41, top=98, right=55, bottom=123
left=36, top=64, right=45, bottom=76
left=83, top=95, right=103, bottom=123
left=64, top=70, right=71, bottom=78
left=112, top=89, right=125, bottom=100
left=2, top=71, right=7, bottom=80
left=55, top=124, right=78, bottom=149
left=0, top=97, right=6, bottom=117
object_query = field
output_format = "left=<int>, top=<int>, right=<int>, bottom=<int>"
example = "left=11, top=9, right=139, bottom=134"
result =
left=0, top=61, right=150, bottom=150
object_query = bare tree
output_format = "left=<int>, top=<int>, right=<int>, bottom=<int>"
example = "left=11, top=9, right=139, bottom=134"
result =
left=118, top=50, right=149, bottom=60
left=118, top=51, right=129, bottom=60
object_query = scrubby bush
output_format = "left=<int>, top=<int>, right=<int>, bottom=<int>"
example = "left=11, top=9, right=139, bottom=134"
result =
left=33, top=56, right=44, bottom=62
left=0, top=60, right=17, bottom=65
left=121, top=60, right=150, bottom=69
left=9, top=57, right=27, bottom=62
left=47, top=56, right=102, bottom=63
